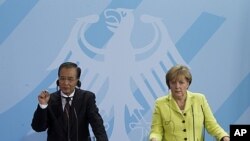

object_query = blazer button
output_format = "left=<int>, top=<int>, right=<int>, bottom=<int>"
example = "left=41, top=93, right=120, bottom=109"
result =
left=184, top=137, right=187, bottom=140
left=183, top=113, right=186, bottom=116
left=182, top=120, right=185, bottom=123
left=183, top=129, right=186, bottom=132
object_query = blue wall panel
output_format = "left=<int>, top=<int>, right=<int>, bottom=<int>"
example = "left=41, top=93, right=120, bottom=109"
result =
left=0, top=0, right=249, bottom=140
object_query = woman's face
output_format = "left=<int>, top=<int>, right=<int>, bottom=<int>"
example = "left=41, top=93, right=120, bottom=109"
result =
left=169, top=75, right=189, bottom=99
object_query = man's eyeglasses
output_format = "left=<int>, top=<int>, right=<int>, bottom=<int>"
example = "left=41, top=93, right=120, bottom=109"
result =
left=58, top=77, right=77, bottom=83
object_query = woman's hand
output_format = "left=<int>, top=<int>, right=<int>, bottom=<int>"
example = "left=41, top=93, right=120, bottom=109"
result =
left=221, top=136, right=230, bottom=141
left=150, top=138, right=158, bottom=141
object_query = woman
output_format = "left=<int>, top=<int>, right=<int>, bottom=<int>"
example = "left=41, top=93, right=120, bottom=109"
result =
left=149, top=65, right=230, bottom=141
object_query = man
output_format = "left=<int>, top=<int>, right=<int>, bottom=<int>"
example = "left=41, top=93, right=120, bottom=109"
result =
left=31, top=62, right=108, bottom=141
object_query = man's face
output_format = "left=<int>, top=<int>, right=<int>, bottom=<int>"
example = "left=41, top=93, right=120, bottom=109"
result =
left=58, top=67, right=78, bottom=95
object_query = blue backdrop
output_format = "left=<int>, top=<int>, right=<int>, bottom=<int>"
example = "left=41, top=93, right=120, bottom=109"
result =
left=0, top=0, right=249, bottom=141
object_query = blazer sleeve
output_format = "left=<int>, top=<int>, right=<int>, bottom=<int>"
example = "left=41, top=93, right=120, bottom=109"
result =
left=201, top=95, right=229, bottom=140
left=31, top=105, right=49, bottom=132
left=86, top=92, right=109, bottom=141
left=149, top=99, right=164, bottom=141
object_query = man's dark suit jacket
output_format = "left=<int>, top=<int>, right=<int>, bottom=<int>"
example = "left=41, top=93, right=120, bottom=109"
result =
left=31, top=88, right=108, bottom=141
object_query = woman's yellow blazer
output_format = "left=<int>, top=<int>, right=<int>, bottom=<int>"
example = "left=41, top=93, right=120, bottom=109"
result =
left=149, top=91, right=229, bottom=141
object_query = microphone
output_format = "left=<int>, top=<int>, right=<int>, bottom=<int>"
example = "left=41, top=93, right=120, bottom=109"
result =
left=73, top=107, right=79, bottom=141
left=191, top=105, right=195, bottom=141
left=201, top=105, right=205, bottom=141
left=64, top=107, right=70, bottom=141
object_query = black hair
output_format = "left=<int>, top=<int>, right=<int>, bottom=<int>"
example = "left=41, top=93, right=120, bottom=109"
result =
left=58, top=62, right=81, bottom=79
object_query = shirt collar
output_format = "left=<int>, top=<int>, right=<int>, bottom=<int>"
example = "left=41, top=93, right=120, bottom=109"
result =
left=60, top=89, right=75, bottom=98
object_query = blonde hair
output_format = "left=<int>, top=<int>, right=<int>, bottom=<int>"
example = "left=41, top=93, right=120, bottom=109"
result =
left=165, top=65, right=192, bottom=88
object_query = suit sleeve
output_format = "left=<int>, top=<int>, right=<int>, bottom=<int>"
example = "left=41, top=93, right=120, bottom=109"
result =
left=87, top=93, right=109, bottom=141
left=31, top=104, right=49, bottom=132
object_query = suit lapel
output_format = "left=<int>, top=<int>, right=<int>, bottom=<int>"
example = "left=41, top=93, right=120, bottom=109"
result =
left=69, top=89, right=84, bottom=133
left=72, top=89, right=82, bottom=114
left=49, top=92, right=68, bottom=134
left=167, top=92, right=193, bottom=114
